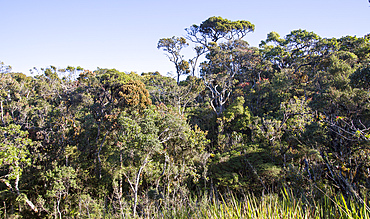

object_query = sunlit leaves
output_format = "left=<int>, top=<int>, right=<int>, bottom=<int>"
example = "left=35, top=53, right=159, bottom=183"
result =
left=158, top=36, right=190, bottom=84
left=187, top=16, right=255, bottom=44
left=0, top=124, right=32, bottom=192
left=115, top=79, right=152, bottom=110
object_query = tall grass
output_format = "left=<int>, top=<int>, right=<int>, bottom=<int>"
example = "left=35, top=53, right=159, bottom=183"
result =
left=126, top=188, right=370, bottom=219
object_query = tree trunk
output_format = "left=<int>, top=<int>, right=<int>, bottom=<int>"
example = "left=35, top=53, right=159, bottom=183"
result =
left=1, top=100, right=3, bottom=125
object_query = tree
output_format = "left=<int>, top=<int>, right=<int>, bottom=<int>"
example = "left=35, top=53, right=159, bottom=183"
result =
left=142, top=72, right=205, bottom=115
left=189, top=46, right=207, bottom=77
left=183, top=17, right=256, bottom=117
left=201, top=40, right=259, bottom=116
left=0, top=61, right=11, bottom=74
left=158, top=37, right=190, bottom=84
left=186, top=16, right=255, bottom=46
left=260, top=29, right=324, bottom=73
left=337, top=35, right=370, bottom=62
left=350, top=63, right=370, bottom=90
left=41, top=165, right=80, bottom=218
left=106, top=105, right=208, bottom=217
left=0, top=124, right=38, bottom=213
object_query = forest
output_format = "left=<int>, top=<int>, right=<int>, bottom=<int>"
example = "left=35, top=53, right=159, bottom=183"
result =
left=0, top=16, right=370, bottom=218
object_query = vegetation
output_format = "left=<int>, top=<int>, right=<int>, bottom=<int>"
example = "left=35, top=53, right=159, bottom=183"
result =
left=0, top=16, right=369, bottom=218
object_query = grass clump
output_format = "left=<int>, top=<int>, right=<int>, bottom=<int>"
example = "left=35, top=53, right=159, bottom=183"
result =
left=131, top=188, right=370, bottom=219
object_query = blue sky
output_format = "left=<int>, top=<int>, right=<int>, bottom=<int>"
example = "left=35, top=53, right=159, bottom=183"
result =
left=1, top=0, right=369, bottom=76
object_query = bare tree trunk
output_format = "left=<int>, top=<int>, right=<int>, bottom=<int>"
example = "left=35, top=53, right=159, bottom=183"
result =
left=57, top=194, right=62, bottom=219
left=119, top=152, right=124, bottom=218
left=1, top=100, right=3, bottom=125
left=97, top=132, right=108, bottom=179
left=14, top=165, right=39, bottom=213
left=123, top=154, right=151, bottom=218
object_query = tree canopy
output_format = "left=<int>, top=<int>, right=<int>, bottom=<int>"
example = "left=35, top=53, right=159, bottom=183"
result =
left=1, top=16, right=370, bottom=218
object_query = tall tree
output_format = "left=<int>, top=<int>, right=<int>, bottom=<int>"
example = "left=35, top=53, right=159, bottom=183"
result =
left=185, top=17, right=256, bottom=116
left=142, top=72, right=205, bottom=115
left=0, top=124, right=38, bottom=213
left=158, top=37, right=190, bottom=84
left=201, top=40, right=259, bottom=116
left=186, top=16, right=255, bottom=46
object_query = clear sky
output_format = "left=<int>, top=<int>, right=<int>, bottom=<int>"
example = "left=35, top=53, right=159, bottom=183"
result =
left=1, top=0, right=369, bottom=76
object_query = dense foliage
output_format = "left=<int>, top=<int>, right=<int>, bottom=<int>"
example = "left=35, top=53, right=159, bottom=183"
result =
left=0, top=16, right=369, bottom=218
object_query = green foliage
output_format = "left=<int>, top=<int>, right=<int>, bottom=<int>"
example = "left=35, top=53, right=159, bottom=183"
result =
left=209, top=145, right=282, bottom=192
left=158, top=37, right=190, bottom=84
left=188, top=16, right=255, bottom=43
left=41, top=165, right=80, bottom=218
left=224, top=96, right=251, bottom=127
left=1, top=17, right=370, bottom=218
left=201, top=39, right=259, bottom=116
left=0, top=124, right=31, bottom=183
left=142, top=73, right=205, bottom=115
left=350, top=64, right=370, bottom=89
left=260, top=29, right=322, bottom=72
left=0, top=124, right=38, bottom=215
